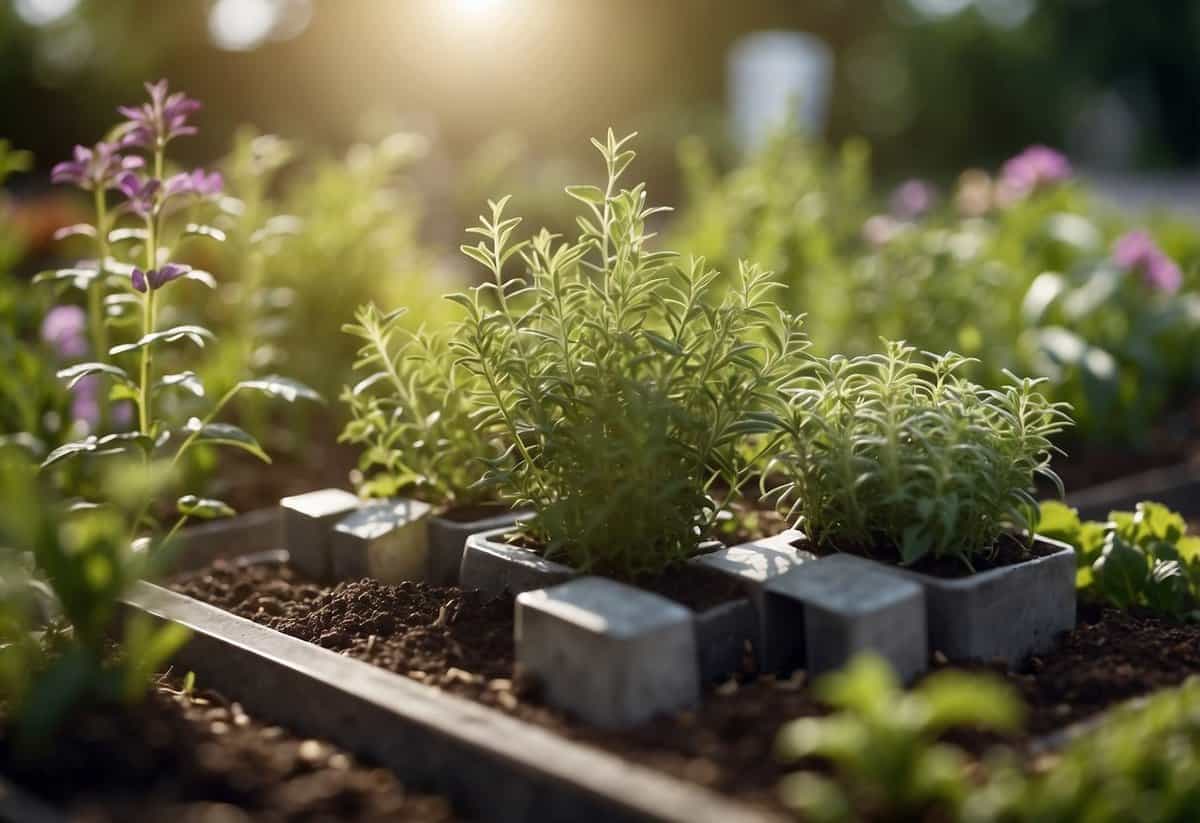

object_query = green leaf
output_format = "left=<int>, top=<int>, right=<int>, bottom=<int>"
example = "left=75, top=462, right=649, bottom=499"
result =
left=183, top=223, right=227, bottom=243
left=55, top=362, right=133, bottom=390
left=235, top=375, right=322, bottom=404
left=109, top=325, right=215, bottom=357
left=565, top=185, right=605, bottom=205
left=183, top=418, right=270, bottom=463
left=40, top=433, right=153, bottom=469
left=1092, top=534, right=1148, bottom=610
left=33, top=268, right=100, bottom=289
left=176, top=494, right=235, bottom=520
left=156, top=371, right=205, bottom=397
left=1036, top=500, right=1081, bottom=544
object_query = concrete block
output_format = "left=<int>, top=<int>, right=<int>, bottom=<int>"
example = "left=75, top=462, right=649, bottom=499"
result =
left=331, top=498, right=434, bottom=584
left=280, top=489, right=360, bottom=581
left=516, top=577, right=700, bottom=728
left=765, top=554, right=927, bottom=681
left=691, top=529, right=816, bottom=670
left=693, top=597, right=758, bottom=683
left=427, top=507, right=526, bottom=586
left=459, top=527, right=576, bottom=596
left=887, top=538, right=1076, bottom=665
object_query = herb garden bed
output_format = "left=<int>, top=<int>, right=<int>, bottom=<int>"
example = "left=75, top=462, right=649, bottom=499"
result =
left=141, top=508, right=1200, bottom=819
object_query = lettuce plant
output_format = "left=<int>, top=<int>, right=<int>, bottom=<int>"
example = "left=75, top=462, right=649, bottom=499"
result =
left=1037, top=500, right=1200, bottom=618
left=761, top=342, right=1072, bottom=568
left=37, top=81, right=319, bottom=537
left=375, top=131, right=806, bottom=577
left=776, top=654, right=1023, bottom=823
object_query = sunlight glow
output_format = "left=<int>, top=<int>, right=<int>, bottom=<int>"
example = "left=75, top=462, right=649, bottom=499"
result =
left=12, top=0, right=79, bottom=27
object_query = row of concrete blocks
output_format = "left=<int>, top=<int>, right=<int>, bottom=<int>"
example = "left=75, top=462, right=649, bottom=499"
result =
left=279, top=489, right=1077, bottom=730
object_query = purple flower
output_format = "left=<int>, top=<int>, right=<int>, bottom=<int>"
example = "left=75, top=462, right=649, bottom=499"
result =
left=116, top=171, right=160, bottom=219
left=131, top=263, right=191, bottom=293
left=40, top=304, right=88, bottom=359
left=890, top=179, right=936, bottom=220
left=51, top=142, right=144, bottom=192
left=71, top=374, right=100, bottom=427
left=1113, top=230, right=1183, bottom=294
left=1000, top=145, right=1072, bottom=196
left=117, top=79, right=202, bottom=150
left=164, top=168, right=224, bottom=200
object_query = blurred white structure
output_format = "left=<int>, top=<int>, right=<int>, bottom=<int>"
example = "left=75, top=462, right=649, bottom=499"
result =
left=728, top=31, right=833, bottom=154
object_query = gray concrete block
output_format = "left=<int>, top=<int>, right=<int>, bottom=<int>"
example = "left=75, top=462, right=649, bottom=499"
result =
left=887, top=538, right=1076, bottom=665
left=693, top=597, right=758, bottom=683
left=691, top=529, right=816, bottom=670
left=765, top=554, right=927, bottom=681
left=459, top=527, right=576, bottom=596
left=280, top=489, right=360, bottom=581
left=427, top=507, right=526, bottom=586
left=331, top=498, right=434, bottom=584
left=516, top=577, right=701, bottom=728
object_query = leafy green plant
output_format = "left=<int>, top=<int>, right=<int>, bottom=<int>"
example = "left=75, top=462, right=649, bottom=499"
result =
left=37, top=81, right=320, bottom=538
left=761, top=341, right=1072, bottom=568
left=776, top=654, right=1023, bottom=823
left=339, top=303, right=496, bottom=506
left=1037, top=500, right=1200, bottom=618
left=972, top=676, right=1200, bottom=823
left=0, top=450, right=189, bottom=747
left=386, top=131, right=807, bottom=577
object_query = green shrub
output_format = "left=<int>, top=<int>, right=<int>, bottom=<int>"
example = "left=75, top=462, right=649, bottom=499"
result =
left=1037, top=500, right=1200, bottom=618
left=761, top=341, right=1071, bottom=568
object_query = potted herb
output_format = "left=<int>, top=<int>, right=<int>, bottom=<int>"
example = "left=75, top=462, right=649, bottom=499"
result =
left=759, top=341, right=1076, bottom=665
left=324, top=302, right=522, bottom=585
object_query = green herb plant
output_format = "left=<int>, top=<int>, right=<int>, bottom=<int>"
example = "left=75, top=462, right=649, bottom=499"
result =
left=761, top=341, right=1072, bottom=569
left=339, top=303, right=497, bottom=506
left=776, top=653, right=1024, bottom=823
left=1037, top=500, right=1200, bottom=619
left=0, top=451, right=189, bottom=747
left=421, top=131, right=806, bottom=577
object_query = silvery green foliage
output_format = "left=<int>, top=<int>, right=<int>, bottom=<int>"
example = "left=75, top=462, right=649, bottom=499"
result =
left=340, top=303, right=496, bottom=506
left=762, top=341, right=1072, bottom=568
left=344, top=132, right=807, bottom=575
left=445, top=131, right=808, bottom=577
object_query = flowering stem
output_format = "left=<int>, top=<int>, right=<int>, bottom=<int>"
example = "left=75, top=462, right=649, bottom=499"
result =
left=90, top=187, right=111, bottom=430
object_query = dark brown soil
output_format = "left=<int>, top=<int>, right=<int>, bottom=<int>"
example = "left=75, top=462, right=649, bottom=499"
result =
left=0, top=677, right=457, bottom=823
left=169, top=560, right=1200, bottom=814
left=808, top=532, right=1057, bottom=579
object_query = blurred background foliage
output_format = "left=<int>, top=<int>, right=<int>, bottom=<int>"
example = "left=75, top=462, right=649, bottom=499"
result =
left=2, top=0, right=1199, bottom=187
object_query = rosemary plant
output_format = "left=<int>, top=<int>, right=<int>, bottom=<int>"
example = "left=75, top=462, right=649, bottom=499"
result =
left=445, top=131, right=807, bottom=577
left=761, top=341, right=1072, bottom=568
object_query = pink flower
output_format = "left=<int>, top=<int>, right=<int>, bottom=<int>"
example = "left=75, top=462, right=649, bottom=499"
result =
left=40, top=304, right=87, bottom=359
left=1000, top=145, right=1072, bottom=196
left=890, top=179, right=936, bottom=220
left=1113, top=230, right=1182, bottom=294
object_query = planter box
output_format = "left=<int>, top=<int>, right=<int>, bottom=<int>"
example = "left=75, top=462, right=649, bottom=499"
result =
left=459, top=527, right=578, bottom=596
left=460, top=527, right=757, bottom=683
left=427, top=507, right=527, bottom=586
left=885, top=538, right=1076, bottom=665
left=280, top=491, right=523, bottom=586
left=121, top=515, right=781, bottom=823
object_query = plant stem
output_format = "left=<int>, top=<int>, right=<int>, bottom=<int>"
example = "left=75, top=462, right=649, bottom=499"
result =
left=90, top=188, right=111, bottom=430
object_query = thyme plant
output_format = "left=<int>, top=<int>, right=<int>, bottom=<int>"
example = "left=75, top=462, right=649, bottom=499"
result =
left=38, top=81, right=319, bottom=538
left=761, top=341, right=1071, bottom=568
left=445, top=131, right=807, bottom=577
left=340, top=303, right=496, bottom=506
